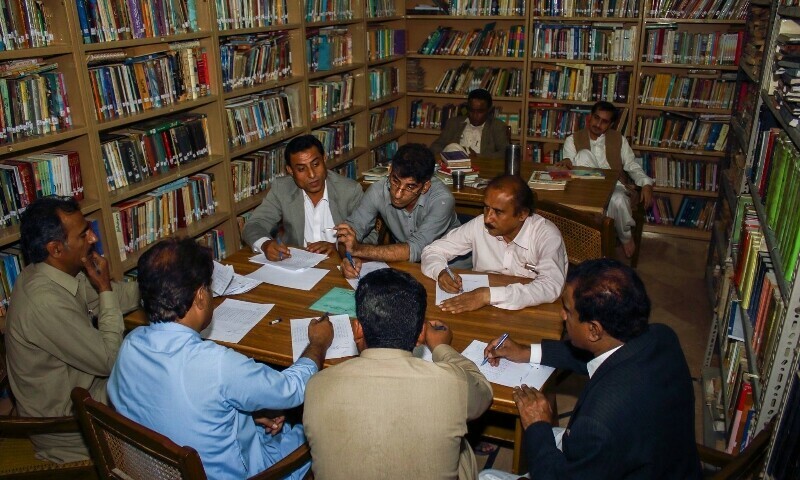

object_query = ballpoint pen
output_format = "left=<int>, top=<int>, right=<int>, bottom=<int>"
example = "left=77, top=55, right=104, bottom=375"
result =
left=481, top=332, right=509, bottom=366
left=445, top=266, right=463, bottom=293
left=275, top=237, right=283, bottom=260
left=345, top=252, right=360, bottom=279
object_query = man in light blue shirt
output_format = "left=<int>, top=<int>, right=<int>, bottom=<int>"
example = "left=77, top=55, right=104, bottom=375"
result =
left=108, top=238, right=333, bottom=479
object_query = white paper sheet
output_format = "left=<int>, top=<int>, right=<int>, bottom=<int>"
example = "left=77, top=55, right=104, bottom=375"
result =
left=435, top=274, right=490, bottom=305
left=461, top=340, right=555, bottom=389
left=249, top=248, right=327, bottom=271
left=290, top=314, right=357, bottom=361
left=412, top=344, right=433, bottom=362
left=201, top=299, right=274, bottom=343
left=345, top=261, right=391, bottom=289
left=212, top=261, right=235, bottom=296
left=246, top=264, right=329, bottom=291
left=222, top=274, right=262, bottom=295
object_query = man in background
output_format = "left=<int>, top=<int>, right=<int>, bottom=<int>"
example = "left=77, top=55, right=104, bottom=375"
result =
left=430, top=88, right=510, bottom=159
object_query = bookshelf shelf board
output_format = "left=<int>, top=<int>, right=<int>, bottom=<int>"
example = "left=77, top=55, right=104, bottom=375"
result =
left=778, top=6, right=800, bottom=19
left=405, top=54, right=524, bottom=63
left=528, top=58, right=635, bottom=66
left=366, top=15, right=404, bottom=23
left=367, top=54, right=406, bottom=67
left=81, top=32, right=209, bottom=52
left=405, top=15, right=526, bottom=20
left=235, top=189, right=270, bottom=216
left=409, top=90, right=521, bottom=102
left=407, top=127, right=441, bottom=135
left=118, top=210, right=231, bottom=272
left=305, top=18, right=363, bottom=28
left=0, top=45, right=73, bottom=60
left=643, top=18, right=746, bottom=24
left=308, top=62, right=367, bottom=80
left=731, top=121, right=750, bottom=150
left=631, top=145, right=727, bottom=157
left=309, top=106, right=367, bottom=129
left=228, top=126, right=306, bottom=158
left=638, top=62, right=739, bottom=71
left=527, top=98, right=630, bottom=108
left=741, top=62, right=759, bottom=84
left=746, top=178, right=790, bottom=302
left=643, top=223, right=712, bottom=240
left=326, top=146, right=368, bottom=170
left=217, top=23, right=302, bottom=37
left=222, top=76, right=305, bottom=100
left=761, top=92, right=800, bottom=150
left=531, top=16, right=638, bottom=22
left=369, top=92, right=406, bottom=109
left=94, top=96, right=218, bottom=132
left=369, top=128, right=407, bottom=149
left=653, top=187, right=719, bottom=197
left=107, top=155, right=225, bottom=204
left=0, top=128, right=89, bottom=156
left=635, top=105, right=733, bottom=115
left=526, top=137, right=567, bottom=144
left=0, top=198, right=103, bottom=248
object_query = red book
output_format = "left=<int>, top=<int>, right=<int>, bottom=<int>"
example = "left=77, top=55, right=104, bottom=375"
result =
left=1, top=160, right=37, bottom=205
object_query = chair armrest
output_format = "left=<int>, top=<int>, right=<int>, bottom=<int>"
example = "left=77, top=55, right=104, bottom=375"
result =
left=248, top=442, right=311, bottom=480
left=696, top=443, right=735, bottom=468
left=0, top=415, right=81, bottom=436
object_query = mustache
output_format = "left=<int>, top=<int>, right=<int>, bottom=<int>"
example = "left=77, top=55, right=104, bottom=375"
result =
left=484, top=223, right=494, bottom=229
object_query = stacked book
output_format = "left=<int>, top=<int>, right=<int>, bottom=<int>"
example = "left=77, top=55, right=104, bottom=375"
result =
left=436, top=150, right=479, bottom=185
left=362, top=164, right=390, bottom=182
left=773, top=33, right=800, bottom=128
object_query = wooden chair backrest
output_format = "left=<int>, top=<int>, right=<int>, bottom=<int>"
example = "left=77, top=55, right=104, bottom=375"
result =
left=698, top=422, right=774, bottom=480
left=536, top=199, right=615, bottom=264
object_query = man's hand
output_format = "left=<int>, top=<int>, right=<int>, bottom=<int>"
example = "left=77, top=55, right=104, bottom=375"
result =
left=424, top=320, right=453, bottom=350
left=301, top=313, right=334, bottom=370
left=340, top=256, right=362, bottom=279
left=334, top=223, right=359, bottom=254
left=437, top=268, right=462, bottom=294
left=82, top=251, right=112, bottom=293
left=306, top=241, right=336, bottom=256
left=640, top=184, right=654, bottom=210
left=254, top=415, right=285, bottom=436
left=262, top=239, right=291, bottom=262
left=439, top=287, right=490, bottom=314
left=483, top=336, right=530, bottom=367
left=513, top=384, right=554, bottom=429
left=553, top=159, right=573, bottom=169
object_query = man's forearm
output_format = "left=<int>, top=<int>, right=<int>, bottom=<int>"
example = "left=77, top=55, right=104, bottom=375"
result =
left=352, top=242, right=410, bottom=262
left=301, top=343, right=328, bottom=370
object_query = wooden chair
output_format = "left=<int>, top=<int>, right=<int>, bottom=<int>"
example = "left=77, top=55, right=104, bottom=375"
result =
left=536, top=199, right=616, bottom=265
left=0, top=334, right=96, bottom=480
left=70, top=388, right=312, bottom=480
left=697, top=422, right=774, bottom=480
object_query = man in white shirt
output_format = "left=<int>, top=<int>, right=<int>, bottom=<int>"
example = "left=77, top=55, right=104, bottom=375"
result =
left=429, top=89, right=509, bottom=159
left=559, top=101, right=654, bottom=258
left=241, top=135, right=364, bottom=260
left=421, top=175, right=567, bottom=312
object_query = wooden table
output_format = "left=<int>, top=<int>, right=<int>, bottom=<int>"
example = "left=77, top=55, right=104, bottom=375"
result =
left=124, top=249, right=565, bottom=472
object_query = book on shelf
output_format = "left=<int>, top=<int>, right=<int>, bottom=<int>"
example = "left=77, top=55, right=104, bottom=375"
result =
left=220, top=32, right=292, bottom=93
left=368, top=105, right=398, bottom=142
left=216, top=0, right=289, bottom=30
left=0, top=0, right=54, bottom=50
left=197, top=228, right=226, bottom=261
left=231, top=141, right=288, bottom=203
left=306, top=27, right=353, bottom=72
left=369, top=66, right=400, bottom=102
left=75, top=0, right=199, bottom=44
left=362, top=164, right=390, bottom=182
left=225, top=88, right=299, bottom=148
left=527, top=171, right=567, bottom=191
left=312, top=119, right=355, bottom=157
left=530, top=23, right=637, bottom=62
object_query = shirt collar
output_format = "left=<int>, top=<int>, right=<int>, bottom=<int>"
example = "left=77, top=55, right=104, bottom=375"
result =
left=487, top=216, right=533, bottom=249
left=360, top=348, right=414, bottom=359
left=587, top=344, right=622, bottom=378
left=591, top=134, right=606, bottom=145
left=302, top=182, right=329, bottom=205
left=148, top=321, right=202, bottom=338
left=35, top=262, right=80, bottom=296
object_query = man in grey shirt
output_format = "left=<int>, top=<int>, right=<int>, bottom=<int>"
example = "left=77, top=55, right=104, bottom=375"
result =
left=336, top=143, right=460, bottom=277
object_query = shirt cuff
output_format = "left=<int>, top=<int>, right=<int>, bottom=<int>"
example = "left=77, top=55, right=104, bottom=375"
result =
left=488, top=286, right=506, bottom=305
left=530, top=344, right=542, bottom=365
left=293, top=356, right=319, bottom=374
left=252, top=237, right=270, bottom=253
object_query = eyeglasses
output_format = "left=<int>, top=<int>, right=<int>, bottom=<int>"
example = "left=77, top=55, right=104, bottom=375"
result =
left=388, top=175, right=423, bottom=195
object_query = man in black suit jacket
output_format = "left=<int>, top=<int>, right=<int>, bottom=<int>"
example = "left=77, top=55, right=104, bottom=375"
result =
left=482, top=258, right=702, bottom=480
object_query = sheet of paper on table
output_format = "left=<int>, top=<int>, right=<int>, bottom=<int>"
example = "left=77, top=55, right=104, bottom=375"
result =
left=246, top=264, right=329, bottom=291
left=413, top=344, right=433, bottom=362
left=249, top=248, right=327, bottom=271
left=309, top=287, right=357, bottom=318
left=345, top=261, right=390, bottom=289
left=461, top=340, right=555, bottom=389
left=290, top=314, right=358, bottom=361
left=212, top=261, right=234, bottom=296
left=201, top=299, right=274, bottom=343
left=435, top=274, right=490, bottom=305
left=223, top=274, right=262, bottom=295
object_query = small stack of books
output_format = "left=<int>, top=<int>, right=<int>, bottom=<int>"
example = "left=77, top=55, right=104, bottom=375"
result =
left=436, top=150, right=480, bottom=185
left=527, top=171, right=567, bottom=190
left=362, top=165, right=390, bottom=182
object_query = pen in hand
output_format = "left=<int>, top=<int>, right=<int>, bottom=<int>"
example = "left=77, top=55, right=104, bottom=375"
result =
left=276, top=237, right=283, bottom=260
left=345, top=252, right=359, bottom=279
left=481, top=332, right=509, bottom=366
left=445, top=266, right=462, bottom=293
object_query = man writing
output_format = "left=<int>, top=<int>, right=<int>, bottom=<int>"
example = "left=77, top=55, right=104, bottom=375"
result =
left=108, top=238, right=334, bottom=479
left=480, top=259, right=702, bottom=480
left=5, top=196, right=139, bottom=463
left=336, top=143, right=460, bottom=277
left=559, top=101, right=654, bottom=258
left=430, top=88, right=510, bottom=159
left=421, top=175, right=567, bottom=312
left=303, top=268, right=493, bottom=479
left=242, top=134, right=365, bottom=260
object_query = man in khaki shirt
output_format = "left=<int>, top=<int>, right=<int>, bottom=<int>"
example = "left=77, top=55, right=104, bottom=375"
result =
left=5, top=196, right=139, bottom=463
left=303, top=268, right=493, bottom=479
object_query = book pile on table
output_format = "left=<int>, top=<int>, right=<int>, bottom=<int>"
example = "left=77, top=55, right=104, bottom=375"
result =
left=362, top=164, right=390, bottom=182
left=436, top=150, right=479, bottom=185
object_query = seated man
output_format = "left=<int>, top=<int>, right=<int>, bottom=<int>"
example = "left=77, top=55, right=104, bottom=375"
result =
left=108, top=238, right=334, bottom=479
left=481, top=258, right=702, bottom=480
left=430, top=88, right=510, bottom=159
left=558, top=101, right=654, bottom=258
left=241, top=134, right=365, bottom=260
left=303, top=268, right=493, bottom=480
left=421, top=175, right=567, bottom=312
left=336, top=143, right=460, bottom=277
left=5, top=196, right=139, bottom=463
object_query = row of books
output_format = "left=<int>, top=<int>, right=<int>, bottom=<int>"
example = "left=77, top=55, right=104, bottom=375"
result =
left=434, top=63, right=523, bottom=97
left=332, top=159, right=357, bottom=179
left=75, top=0, right=197, bottom=44
left=632, top=112, right=729, bottom=151
left=231, top=141, right=287, bottom=203
left=640, top=153, right=719, bottom=192
left=750, top=127, right=780, bottom=205
left=495, top=108, right=521, bottom=135
left=220, top=33, right=292, bottom=93
left=196, top=228, right=226, bottom=261
left=305, top=0, right=353, bottom=23
left=368, top=105, right=397, bottom=142
left=0, top=245, right=23, bottom=314
left=533, top=0, right=639, bottom=16
left=408, top=100, right=457, bottom=130
left=0, top=60, right=72, bottom=145
left=99, top=113, right=210, bottom=192
left=641, top=28, right=742, bottom=66
left=0, top=150, right=84, bottom=226
left=111, top=174, right=218, bottom=260
left=306, top=27, right=353, bottom=73
left=646, top=194, right=716, bottom=230
left=762, top=131, right=800, bottom=283
left=311, top=119, right=355, bottom=158
left=215, top=0, right=289, bottom=30
left=224, top=88, right=300, bottom=148
left=740, top=3, right=769, bottom=78
left=529, top=63, right=631, bottom=103
left=647, top=0, right=748, bottom=19
left=366, top=0, right=396, bottom=18
left=0, top=0, right=53, bottom=50
left=526, top=105, right=589, bottom=139
left=528, top=142, right=563, bottom=164
left=368, top=66, right=399, bottom=102
left=638, top=71, right=736, bottom=110
left=440, top=0, right=526, bottom=16
left=718, top=338, right=755, bottom=455
left=309, top=74, right=354, bottom=122
left=366, top=28, right=405, bottom=62
left=369, top=139, right=397, bottom=165
left=88, top=43, right=210, bottom=122
left=530, top=24, right=637, bottom=62
left=417, top=23, right=526, bottom=58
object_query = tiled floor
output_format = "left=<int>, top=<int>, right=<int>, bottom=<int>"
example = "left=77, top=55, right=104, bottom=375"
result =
left=480, top=232, right=714, bottom=473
